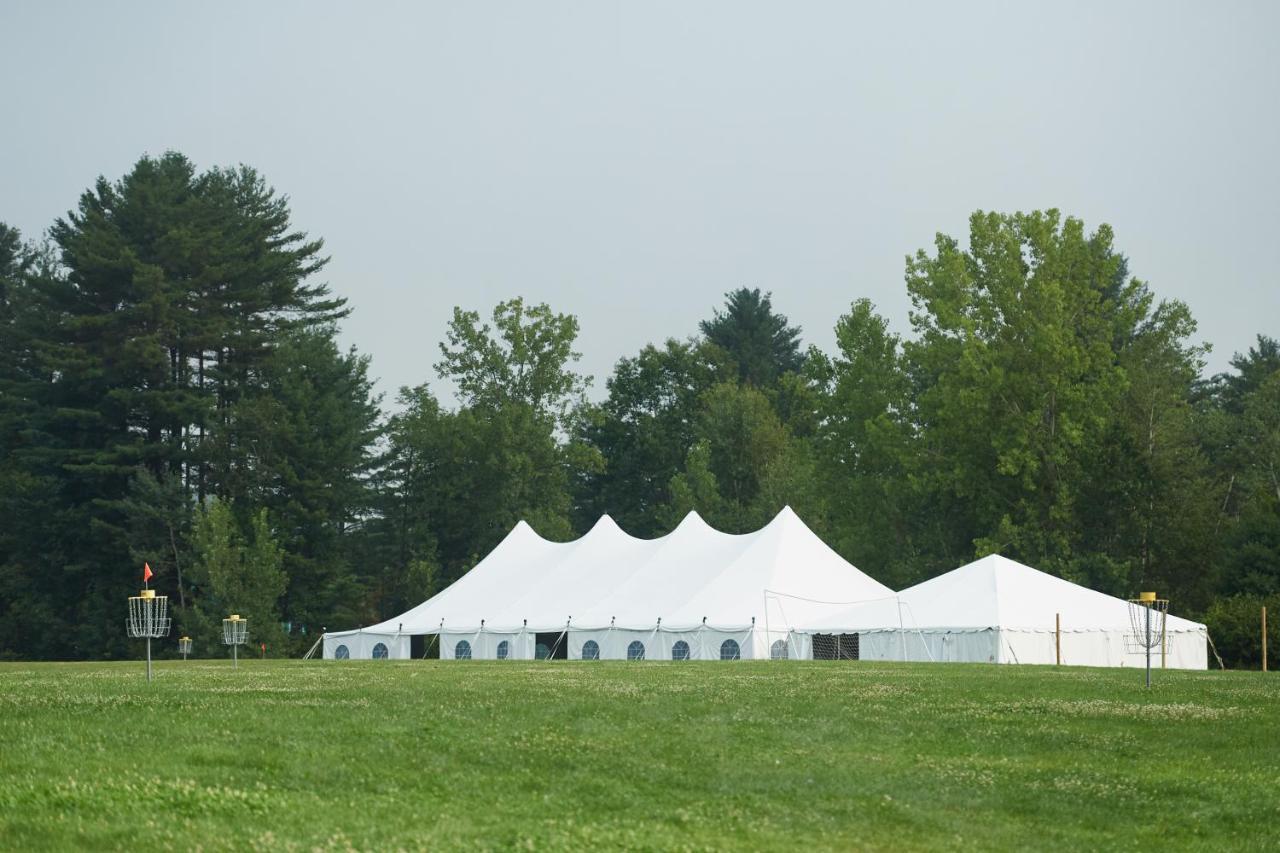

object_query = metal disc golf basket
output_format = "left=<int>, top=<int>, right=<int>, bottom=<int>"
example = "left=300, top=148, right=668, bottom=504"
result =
left=222, top=615, right=249, bottom=668
left=126, top=589, right=171, bottom=682
left=1127, top=591, right=1169, bottom=688
left=178, top=636, right=192, bottom=661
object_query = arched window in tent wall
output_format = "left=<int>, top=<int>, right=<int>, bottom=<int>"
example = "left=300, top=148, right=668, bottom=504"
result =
left=497, top=640, right=510, bottom=660
left=372, top=642, right=389, bottom=659
left=455, top=640, right=472, bottom=660
left=720, top=639, right=741, bottom=660
left=671, top=640, right=690, bottom=661
left=770, top=639, right=789, bottom=660
left=582, top=640, right=600, bottom=660
left=627, top=640, right=646, bottom=661
left=334, top=645, right=350, bottom=660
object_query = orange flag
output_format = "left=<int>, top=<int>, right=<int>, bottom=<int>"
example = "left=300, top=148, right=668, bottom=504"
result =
left=143, top=562, right=153, bottom=583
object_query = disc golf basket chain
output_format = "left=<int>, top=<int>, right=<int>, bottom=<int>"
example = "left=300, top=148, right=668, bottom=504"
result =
left=126, top=589, right=171, bottom=682
left=1127, top=591, right=1168, bottom=688
left=178, top=636, right=193, bottom=661
left=223, top=615, right=249, bottom=668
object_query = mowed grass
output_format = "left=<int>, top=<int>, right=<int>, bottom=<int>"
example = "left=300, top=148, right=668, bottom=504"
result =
left=0, top=660, right=1277, bottom=851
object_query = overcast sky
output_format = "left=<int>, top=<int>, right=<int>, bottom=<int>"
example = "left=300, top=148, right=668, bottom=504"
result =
left=2, top=1, right=1277, bottom=404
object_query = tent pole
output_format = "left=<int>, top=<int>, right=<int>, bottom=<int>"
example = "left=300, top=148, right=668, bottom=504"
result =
left=421, top=632, right=439, bottom=660
left=898, top=599, right=906, bottom=661
left=1055, top=613, right=1060, bottom=666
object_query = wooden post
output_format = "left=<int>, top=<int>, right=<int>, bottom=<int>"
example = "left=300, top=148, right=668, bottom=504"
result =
left=1055, top=613, right=1061, bottom=666
left=1263, top=606, right=1268, bottom=673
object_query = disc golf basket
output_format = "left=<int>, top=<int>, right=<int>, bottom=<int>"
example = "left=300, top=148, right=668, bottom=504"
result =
left=1127, top=591, right=1168, bottom=688
left=222, top=615, right=249, bottom=668
left=126, top=589, right=171, bottom=682
left=178, top=636, right=192, bottom=661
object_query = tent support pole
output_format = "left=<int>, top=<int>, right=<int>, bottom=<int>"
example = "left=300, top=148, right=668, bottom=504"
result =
left=1055, top=613, right=1060, bottom=666
left=898, top=599, right=906, bottom=661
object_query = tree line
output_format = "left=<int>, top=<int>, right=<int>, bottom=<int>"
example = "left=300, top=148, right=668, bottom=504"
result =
left=1, top=153, right=1276, bottom=665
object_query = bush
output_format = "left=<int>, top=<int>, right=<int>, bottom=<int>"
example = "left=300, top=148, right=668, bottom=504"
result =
left=1202, top=594, right=1279, bottom=669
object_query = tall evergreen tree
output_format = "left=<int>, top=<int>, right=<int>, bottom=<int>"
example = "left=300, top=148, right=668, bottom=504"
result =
left=0, top=154, right=362, bottom=658
left=699, top=288, right=803, bottom=387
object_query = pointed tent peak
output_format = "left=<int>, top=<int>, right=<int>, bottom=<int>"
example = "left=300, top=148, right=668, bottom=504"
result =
left=967, top=553, right=1061, bottom=584
left=586, top=513, right=628, bottom=539
left=588, top=513, right=617, bottom=530
left=952, top=553, right=1026, bottom=575
left=504, top=518, right=555, bottom=545
left=673, top=510, right=712, bottom=534
left=770, top=505, right=806, bottom=528
left=762, top=505, right=826, bottom=541
left=927, top=553, right=1095, bottom=605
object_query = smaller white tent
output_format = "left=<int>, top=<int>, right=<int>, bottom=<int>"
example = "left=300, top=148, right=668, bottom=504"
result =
left=806, top=554, right=1208, bottom=669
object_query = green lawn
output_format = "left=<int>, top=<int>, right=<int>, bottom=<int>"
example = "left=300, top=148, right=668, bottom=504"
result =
left=0, top=660, right=1276, bottom=851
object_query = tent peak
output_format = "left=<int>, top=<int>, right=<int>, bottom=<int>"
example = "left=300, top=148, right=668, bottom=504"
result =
left=587, top=514, right=627, bottom=537
left=772, top=505, right=802, bottom=524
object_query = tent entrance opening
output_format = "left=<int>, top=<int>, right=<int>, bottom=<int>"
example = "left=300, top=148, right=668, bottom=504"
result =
left=813, top=633, right=860, bottom=660
left=535, top=631, right=568, bottom=660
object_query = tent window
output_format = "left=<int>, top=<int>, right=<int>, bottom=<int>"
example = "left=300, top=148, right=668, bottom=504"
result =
left=627, top=640, right=646, bottom=661
left=812, top=633, right=860, bottom=661
left=455, top=640, right=472, bottom=660
left=582, top=640, right=600, bottom=660
left=770, top=639, right=789, bottom=660
left=372, top=642, right=389, bottom=660
left=671, top=640, right=690, bottom=661
left=497, top=640, right=509, bottom=660
left=334, top=644, right=349, bottom=660
left=720, top=639, right=741, bottom=660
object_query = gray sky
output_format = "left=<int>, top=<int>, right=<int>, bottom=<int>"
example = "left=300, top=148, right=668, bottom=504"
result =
left=3, top=1, right=1277, bottom=404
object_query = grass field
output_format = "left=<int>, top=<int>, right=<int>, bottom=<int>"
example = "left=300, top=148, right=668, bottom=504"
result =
left=0, top=660, right=1277, bottom=851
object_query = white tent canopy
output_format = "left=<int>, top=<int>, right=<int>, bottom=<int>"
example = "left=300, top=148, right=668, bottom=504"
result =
left=807, top=554, right=1208, bottom=668
left=323, top=506, right=895, bottom=660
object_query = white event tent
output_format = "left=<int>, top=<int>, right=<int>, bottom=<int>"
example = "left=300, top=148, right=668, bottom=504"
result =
left=807, top=554, right=1208, bottom=669
left=322, top=506, right=896, bottom=661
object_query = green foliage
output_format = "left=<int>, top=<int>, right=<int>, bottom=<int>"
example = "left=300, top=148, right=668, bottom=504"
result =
left=575, top=339, right=731, bottom=535
left=0, top=154, right=360, bottom=660
left=435, top=297, right=588, bottom=427
left=1202, top=594, right=1279, bottom=669
left=905, top=211, right=1140, bottom=570
left=808, top=299, right=920, bottom=585
left=699, top=287, right=803, bottom=387
left=5, top=174, right=1280, bottom=667
left=205, top=327, right=381, bottom=638
left=188, top=500, right=287, bottom=653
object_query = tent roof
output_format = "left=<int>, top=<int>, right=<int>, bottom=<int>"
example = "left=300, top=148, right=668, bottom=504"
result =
left=810, top=554, right=1205, bottom=633
left=353, top=506, right=893, bottom=634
